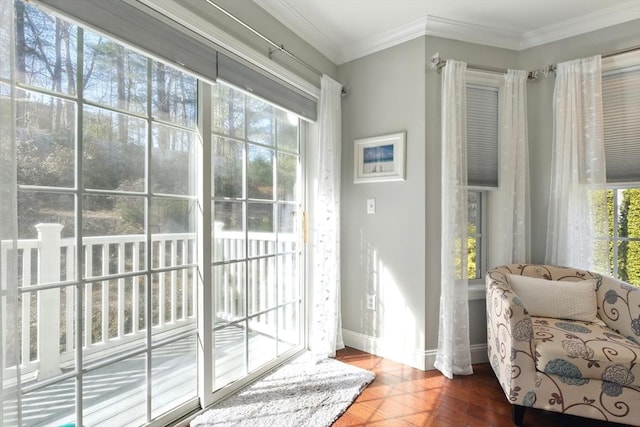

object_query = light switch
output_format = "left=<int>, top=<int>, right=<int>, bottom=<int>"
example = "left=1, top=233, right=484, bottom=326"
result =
left=366, top=294, right=376, bottom=310
left=367, top=198, right=376, bottom=214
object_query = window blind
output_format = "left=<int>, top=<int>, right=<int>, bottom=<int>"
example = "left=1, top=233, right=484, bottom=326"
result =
left=35, top=0, right=318, bottom=121
left=467, top=85, right=499, bottom=188
left=36, top=0, right=219, bottom=84
left=218, top=53, right=318, bottom=122
left=603, top=67, right=640, bottom=183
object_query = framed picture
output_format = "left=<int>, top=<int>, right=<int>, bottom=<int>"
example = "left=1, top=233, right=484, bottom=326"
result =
left=353, top=132, right=406, bottom=183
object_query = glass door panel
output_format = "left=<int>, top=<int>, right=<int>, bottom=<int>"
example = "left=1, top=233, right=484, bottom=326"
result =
left=248, top=257, right=276, bottom=314
left=9, top=3, right=200, bottom=423
left=278, top=302, right=300, bottom=356
left=213, top=263, right=246, bottom=323
left=211, top=82, right=303, bottom=392
left=213, top=201, right=246, bottom=263
left=248, top=311, right=277, bottom=371
left=151, top=331, right=197, bottom=419
left=214, top=323, right=247, bottom=389
left=82, top=356, right=147, bottom=427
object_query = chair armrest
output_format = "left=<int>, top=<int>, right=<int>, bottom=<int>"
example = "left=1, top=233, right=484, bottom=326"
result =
left=597, top=275, right=640, bottom=345
left=486, top=265, right=537, bottom=405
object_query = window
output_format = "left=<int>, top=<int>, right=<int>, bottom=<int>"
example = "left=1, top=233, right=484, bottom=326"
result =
left=465, top=72, right=501, bottom=283
left=467, top=190, right=486, bottom=280
left=607, top=189, right=640, bottom=286
left=467, top=84, right=499, bottom=188
left=602, top=54, right=640, bottom=286
left=602, top=53, right=640, bottom=286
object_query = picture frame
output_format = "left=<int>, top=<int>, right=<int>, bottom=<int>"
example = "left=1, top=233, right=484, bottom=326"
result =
left=353, top=132, right=406, bottom=183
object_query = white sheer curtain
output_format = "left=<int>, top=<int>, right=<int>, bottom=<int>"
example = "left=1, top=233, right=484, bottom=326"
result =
left=545, top=55, right=608, bottom=272
left=309, top=74, right=344, bottom=360
left=489, top=70, right=530, bottom=266
left=435, top=60, right=473, bottom=379
left=1, top=0, right=21, bottom=423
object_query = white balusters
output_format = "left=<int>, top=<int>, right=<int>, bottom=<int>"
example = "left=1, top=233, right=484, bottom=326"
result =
left=5, top=226, right=290, bottom=380
left=118, top=242, right=125, bottom=337
left=132, top=241, right=140, bottom=334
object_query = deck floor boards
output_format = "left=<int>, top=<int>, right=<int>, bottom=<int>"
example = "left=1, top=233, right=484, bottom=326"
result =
left=19, top=325, right=281, bottom=426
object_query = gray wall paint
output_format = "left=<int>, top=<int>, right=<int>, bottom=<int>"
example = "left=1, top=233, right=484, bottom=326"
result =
left=338, top=38, right=427, bottom=366
left=337, top=21, right=639, bottom=368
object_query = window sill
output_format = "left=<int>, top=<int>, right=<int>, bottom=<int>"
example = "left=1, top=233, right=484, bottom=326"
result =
left=468, top=282, right=486, bottom=300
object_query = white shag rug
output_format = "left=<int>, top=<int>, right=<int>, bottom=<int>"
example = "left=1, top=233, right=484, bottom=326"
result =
left=191, top=352, right=375, bottom=427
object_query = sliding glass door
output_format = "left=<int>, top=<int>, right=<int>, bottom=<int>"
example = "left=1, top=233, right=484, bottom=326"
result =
left=10, top=2, right=200, bottom=425
left=211, top=83, right=303, bottom=391
left=3, top=1, right=305, bottom=425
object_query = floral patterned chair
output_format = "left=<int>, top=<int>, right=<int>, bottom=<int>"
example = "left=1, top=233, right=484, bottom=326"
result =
left=486, top=264, right=640, bottom=426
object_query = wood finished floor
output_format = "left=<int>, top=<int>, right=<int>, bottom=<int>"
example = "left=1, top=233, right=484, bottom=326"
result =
left=334, top=347, right=629, bottom=427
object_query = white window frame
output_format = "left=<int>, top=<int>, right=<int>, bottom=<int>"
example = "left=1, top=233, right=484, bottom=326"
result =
left=607, top=187, right=640, bottom=283
left=467, top=190, right=488, bottom=300
left=602, top=51, right=640, bottom=285
left=465, top=71, right=503, bottom=300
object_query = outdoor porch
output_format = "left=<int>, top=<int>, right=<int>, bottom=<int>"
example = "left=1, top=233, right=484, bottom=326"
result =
left=1, top=224, right=300, bottom=426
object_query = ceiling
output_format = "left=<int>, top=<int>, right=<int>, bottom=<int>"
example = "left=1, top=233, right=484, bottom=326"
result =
left=253, top=0, right=640, bottom=64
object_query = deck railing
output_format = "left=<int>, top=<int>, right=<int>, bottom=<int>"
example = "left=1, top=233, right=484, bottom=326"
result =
left=1, top=223, right=297, bottom=382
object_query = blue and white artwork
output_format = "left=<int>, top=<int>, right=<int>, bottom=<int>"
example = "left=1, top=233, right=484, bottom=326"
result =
left=363, top=144, right=394, bottom=173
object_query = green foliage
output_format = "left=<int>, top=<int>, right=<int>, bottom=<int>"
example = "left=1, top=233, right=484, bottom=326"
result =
left=468, top=231, right=477, bottom=279
left=619, top=189, right=640, bottom=286
left=606, top=189, right=640, bottom=287
left=247, top=151, right=273, bottom=200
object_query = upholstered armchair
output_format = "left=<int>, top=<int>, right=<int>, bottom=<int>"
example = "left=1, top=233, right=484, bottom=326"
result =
left=486, top=264, right=640, bottom=426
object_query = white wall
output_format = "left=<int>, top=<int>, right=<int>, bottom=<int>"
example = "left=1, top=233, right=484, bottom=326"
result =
left=337, top=21, right=640, bottom=370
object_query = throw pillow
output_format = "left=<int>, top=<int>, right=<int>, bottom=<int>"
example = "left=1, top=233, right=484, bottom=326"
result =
left=507, top=274, right=599, bottom=323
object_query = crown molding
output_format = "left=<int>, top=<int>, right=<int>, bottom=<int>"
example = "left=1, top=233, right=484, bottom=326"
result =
left=254, top=0, right=640, bottom=65
left=253, top=0, right=342, bottom=64
left=337, top=16, right=428, bottom=64
left=425, top=15, right=522, bottom=51
left=520, top=1, right=640, bottom=50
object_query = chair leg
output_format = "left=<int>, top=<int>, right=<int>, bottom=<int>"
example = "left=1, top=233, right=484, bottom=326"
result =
left=512, top=405, right=525, bottom=426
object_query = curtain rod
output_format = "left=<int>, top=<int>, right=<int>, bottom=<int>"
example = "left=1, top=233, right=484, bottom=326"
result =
left=538, top=44, right=640, bottom=76
left=431, top=44, right=640, bottom=80
left=205, top=0, right=349, bottom=95
left=434, top=59, right=511, bottom=76
left=430, top=54, right=539, bottom=80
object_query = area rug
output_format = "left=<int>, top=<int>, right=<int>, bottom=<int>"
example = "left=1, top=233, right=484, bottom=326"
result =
left=190, top=352, right=375, bottom=426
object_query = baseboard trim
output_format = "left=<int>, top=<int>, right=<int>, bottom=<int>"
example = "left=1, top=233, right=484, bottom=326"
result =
left=342, top=329, right=488, bottom=371
left=342, top=329, right=429, bottom=370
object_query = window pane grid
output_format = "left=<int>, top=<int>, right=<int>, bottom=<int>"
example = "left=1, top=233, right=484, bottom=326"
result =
left=9, top=2, right=305, bottom=424
left=467, top=191, right=484, bottom=280
left=607, top=188, right=640, bottom=286
left=11, top=3, right=199, bottom=424
left=211, top=81, right=302, bottom=390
